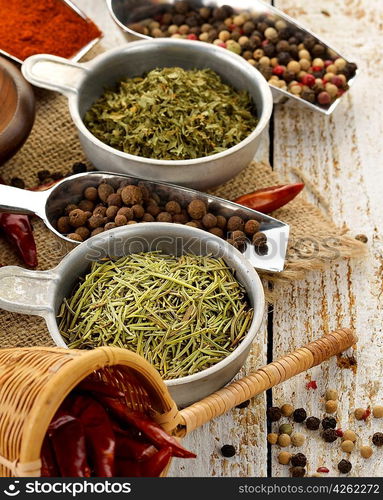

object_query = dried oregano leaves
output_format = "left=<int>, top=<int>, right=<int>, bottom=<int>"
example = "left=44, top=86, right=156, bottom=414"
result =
left=84, top=67, right=258, bottom=160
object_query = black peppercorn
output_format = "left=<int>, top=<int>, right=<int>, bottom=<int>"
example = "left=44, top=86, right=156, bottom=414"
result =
left=294, top=31, right=304, bottom=42
left=312, top=70, right=325, bottom=78
left=221, top=444, right=236, bottom=457
left=173, top=14, right=185, bottom=25
left=283, top=70, right=296, bottom=83
left=312, top=43, right=326, bottom=57
left=267, top=406, right=282, bottom=422
left=174, top=1, right=189, bottom=14
left=288, top=36, right=298, bottom=45
left=372, top=432, right=383, bottom=447
left=243, top=21, right=255, bottom=35
left=277, top=51, right=291, bottom=66
left=258, top=65, right=273, bottom=80
left=290, top=466, right=306, bottom=477
left=321, top=417, right=337, bottom=430
left=305, top=416, right=320, bottom=430
left=263, top=43, right=276, bottom=57
left=288, top=44, right=299, bottom=59
left=257, top=21, right=268, bottom=33
left=293, top=408, right=307, bottom=423
left=37, top=169, right=51, bottom=182
left=276, top=40, right=290, bottom=52
left=303, top=35, right=316, bottom=49
left=345, top=62, right=357, bottom=78
left=278, top=27, right=292, bottom=40
left=301, top=89, right=316, bottom=103
left=322, top=428, right=338, bottom=443
left=236, top=400, right=250, bottom=409
left=338, top=459, right=352, bottom=474
left=72, top=162, right=87, bottom=174
left=10, top=177, right=25, bottom=189
left=51, top=172, right=64, bottom=181
left=291, top=453, right=307, bottom=467
left=212, top=6, right=228, bottom=20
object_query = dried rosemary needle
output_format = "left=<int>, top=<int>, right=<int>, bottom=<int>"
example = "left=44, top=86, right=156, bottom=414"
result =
left=84, top=67, right=258, bottom=160
left=58, top=252, right=254, bottom=379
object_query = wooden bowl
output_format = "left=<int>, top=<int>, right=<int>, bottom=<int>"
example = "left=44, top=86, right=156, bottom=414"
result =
left=0, top=56, right=35, bottom=166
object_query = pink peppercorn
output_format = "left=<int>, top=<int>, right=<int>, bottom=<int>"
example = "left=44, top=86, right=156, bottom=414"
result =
left=311, top=65, right=323, bottom=72
left=218, top=42, right=227, bottom=48
left=336, top=429, right=344, bottom=437
left=261, top=39, right=269, bottom=46
left=317, top=467, right=330, bottom=473
left=324, top=60, right=333, bottom=67
left=187, top=34, right=198, bottom=40
left=317, top=91, right=331, bottom=105
left=272, top=65, right=285, bottom=76
left=331, top=76, right=344, bottom=88
left=301, top=74, right=316, bottom=87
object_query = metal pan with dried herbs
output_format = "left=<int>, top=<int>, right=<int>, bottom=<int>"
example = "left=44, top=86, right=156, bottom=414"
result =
left=58, top=251, right=254, bottom=379
left=83, top=67, right=258, bottom=161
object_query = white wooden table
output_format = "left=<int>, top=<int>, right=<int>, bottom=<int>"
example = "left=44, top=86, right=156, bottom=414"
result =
left=78, top=0, right=383, bottom=477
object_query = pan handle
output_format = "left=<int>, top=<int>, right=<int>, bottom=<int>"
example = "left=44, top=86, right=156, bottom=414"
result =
left=0, top=266, right=58, bottom=317
left=0, top=184, right=47, bottom=217
left=178, top=328, right=357, bottom=436
left=22, top=54, right=89, bottom=96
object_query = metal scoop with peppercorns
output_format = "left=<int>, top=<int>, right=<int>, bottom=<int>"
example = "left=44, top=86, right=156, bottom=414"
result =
left=0, top=171, right=289, bottom=272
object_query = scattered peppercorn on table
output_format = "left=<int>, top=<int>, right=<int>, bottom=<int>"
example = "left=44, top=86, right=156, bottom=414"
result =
left=73, top=0, right=383, bottom=478
left=0, top=0, right=381, bottom=479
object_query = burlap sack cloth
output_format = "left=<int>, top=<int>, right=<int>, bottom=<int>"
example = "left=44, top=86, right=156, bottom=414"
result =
left=0, top=87, right=366, bottom=348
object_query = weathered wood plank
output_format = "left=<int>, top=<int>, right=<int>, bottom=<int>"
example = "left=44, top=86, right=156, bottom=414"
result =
left=272, top=0, right=383, bottom=477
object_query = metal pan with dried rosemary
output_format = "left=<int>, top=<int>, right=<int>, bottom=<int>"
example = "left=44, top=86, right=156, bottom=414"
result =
left=58, top=252, right=254, bottom=379
left=83, top=67, right=258, bottom=160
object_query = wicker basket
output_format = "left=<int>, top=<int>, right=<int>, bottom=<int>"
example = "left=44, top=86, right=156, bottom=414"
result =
left=0, top=328, right=356, bottom=477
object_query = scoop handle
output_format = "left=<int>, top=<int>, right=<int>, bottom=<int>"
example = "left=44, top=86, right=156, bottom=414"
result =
left=0, top=184, right=47, bottom=217
left=179, top=328, right=356, bottom=435
left=22, top=54, right=89, bottom=96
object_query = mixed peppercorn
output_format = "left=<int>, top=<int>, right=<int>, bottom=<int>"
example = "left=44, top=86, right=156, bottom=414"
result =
left=264, top=387, right=383, bottom=476
left=127, top=1, right=357, bottom=108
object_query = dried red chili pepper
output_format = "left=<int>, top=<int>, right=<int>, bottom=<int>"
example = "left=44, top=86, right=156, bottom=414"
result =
left=115, top=435, right=157, bottom=462
left=77, top=379, right=125, bottom=398
left=142, top=447, right=173, bottom=477
left=40, top=436, right=59, bottom=477
left=69, top=394, right=116, bottom=477
left=99, top=398, right=196, bottom=459
left=234, top=183, right=304, bottom=214
left=48, top=409, right=91, bottom=477
left=0, top=177, right=37, bottom=267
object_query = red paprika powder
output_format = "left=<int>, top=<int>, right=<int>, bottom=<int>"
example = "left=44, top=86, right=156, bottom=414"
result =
left=0, top=0, right=101, bottom=61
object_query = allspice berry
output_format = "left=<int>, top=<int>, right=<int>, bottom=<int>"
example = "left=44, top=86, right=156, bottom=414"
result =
left=57, top=216, right=71, bottom=233
left=75, top=226, right=90, bottom=240
left=156, top=212, right=173, bottom=223
left=68, top=233, right=83, bottom=242
left=69, top=209, right=88, bottom=228
left=342, top=430, right=357, bottom=443
left=209, top=227, right=224, bottom=238
left=165, top=200, right=182, bottom=215
left=372, top=405, right=383, bottom=418
left=121, top=185, right=143, bottom=205
left=278, top=451, right=291, bottom=465
left=291, top=432, right=305, bottom=447
left=325, top=400, right=338, bottom=414
left=187, top=200, right=207, bottom=220
left=360, top=445, right=373, bottom=459
left=267, top=433, right=278, bottom=445
left=278, top=434, right=291, bottom=447
left=202, top=213, right=218, bottom=229
left=244, top=219, right=260, bottom=235
left=227, top=216, right=245, bottom=232
left=84, top=186, right=98, bottom=201
left=114, top=215, right=127, bottom=226
left=98, top=183, right=114, bottom=202
left=341, top=440, right=355, bottom=453
left=281, top=404, right=294, bottom=417
left=325, top=389, right=338, bottom=401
